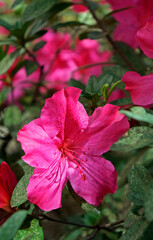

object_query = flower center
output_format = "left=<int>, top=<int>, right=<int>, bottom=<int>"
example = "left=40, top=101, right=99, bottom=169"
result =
left=59, top=140, right=89, bottom=181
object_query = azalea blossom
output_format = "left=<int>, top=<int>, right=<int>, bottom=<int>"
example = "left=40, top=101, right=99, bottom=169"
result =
left=35, top=31, right=111, bottom=88
left=107, top=0, right=153, bottom=49
left=17, top=87, right=129, bottom=211
left=35, top=30, right=78, bottom=89
left=122, top=71, right=153, bottom=106
left=73, top=39, right=112, bottom=84
left=136, top=19, right=153, bottom=58
left=0, top=162, right=17, bottom=225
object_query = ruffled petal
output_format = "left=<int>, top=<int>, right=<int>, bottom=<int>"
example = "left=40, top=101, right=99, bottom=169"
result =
left=67, top=156, right=117, bottom=206
left=27, top=158, right=68, bottom=211
left=41, top=87, right=88, bottom=141
left=41, top=89, right=67, bottom=139
left=17, top=118, right=61, bottom=169
left=122, top=71, right=153, bottom=106
left=64, top=87, right=88, bottom=141
left=81, top=104, right=129, bottom=155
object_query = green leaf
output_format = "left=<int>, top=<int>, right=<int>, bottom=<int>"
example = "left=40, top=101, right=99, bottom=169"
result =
left=111, top=127, right=153, bottom=152
left=110, top=97, right=132, bottom=106
left=52, top=21, right=86, bottom=30
left=14, top=219, right=44, bottom=240
left=0, top=19, right=13, bottom=31
left=0, top=87, right=8, bottom=105
left=102, top=65, right=127, bottom=83
left=0, top=211, right=27, bottom=240
left=86, top=75, right=113, bottom=96
left=10, top=0, right=25, bottom=9
left=81, top=202, right=101, bottom=215
left=128, top=165, right=151, bottom=206
left=68, top=79, right=85, bottom=91
left=120, top=107, right=153, bottom=125
left=88, top=31, right=105, bottom=39
left=113, top=42, right=146, bottom=74
left=65, top=229, right=82, bottom=240
left=124, top=211, right=141, bottom=228
left=120, top=219, right=148, bottom=240
left=25, top=60, right=38, bottom=76
left=23, top=0, right=57, bottom=22
left=33, top=41, right=46, bottom=52
left=129, top=165, right=151, bottom=195
left=0, top=49, right=23, bottom=75
left=128, top=192, right=144, bottom=206
left=47, top=2, right=73, bottom=19
left=11, top=167, right=34, bottom=207
left=4, top=105, right=22, bottom=128
left=145, top=180, right=153, bottom=222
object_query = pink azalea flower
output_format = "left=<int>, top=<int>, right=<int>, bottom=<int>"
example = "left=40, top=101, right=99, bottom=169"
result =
left=136, top=19, right=153, bottom=58
left=73, top=39, right=112, bottom=84
left=0, top=162, right=17, bottom=225
left=17, top=87, right=129, bottom=211
left=107, top=0, right=153, bottom=49
left=122, top=71, right=153, bottom=106
left=35, top=30, right=78, bottom=89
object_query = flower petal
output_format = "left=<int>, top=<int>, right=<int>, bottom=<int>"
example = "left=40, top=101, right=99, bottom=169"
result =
left=17, top=118, right=61, bottom=169
left=0, top=162, right=17, bottom=209
left=122, top=71, right=153, bottom=106
left=82, top=104, right=129, bottom=155
left=41, top=87, right=88, bottom=141
left=67, top=156, right=117, bottom=206
left=136, top=19, right=153, bottom=58
left=27, top=158, right=68, bottom=211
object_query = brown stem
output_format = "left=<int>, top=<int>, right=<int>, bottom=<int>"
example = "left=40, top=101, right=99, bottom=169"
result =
left=38, top=214, right=124, bottom=231
left=82, top=0, right=137, bottom=72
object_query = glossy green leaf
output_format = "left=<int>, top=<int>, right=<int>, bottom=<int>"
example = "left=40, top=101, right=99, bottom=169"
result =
left=121, top=107, right=153, bottom=125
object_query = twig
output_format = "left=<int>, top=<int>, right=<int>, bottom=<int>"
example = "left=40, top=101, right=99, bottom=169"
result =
left=82, top=0, right=137, bottom=72
left=38, top=214, right=124, bottom=231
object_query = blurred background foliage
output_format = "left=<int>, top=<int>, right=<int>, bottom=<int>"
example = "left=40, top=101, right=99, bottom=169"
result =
left=0, top=0, right=153, bottom=239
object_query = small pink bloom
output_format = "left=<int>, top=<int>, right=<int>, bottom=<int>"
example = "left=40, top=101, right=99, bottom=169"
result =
left=73, top=39, right=112, bottom=84
left=122, top=71, right=153, bottom=106
left=72, top=0, right=88, bottom=12
left=17, top=87, right=129, bottom=211
left=35, top=30, right=77, bottom=89
left=107, top=0, right=153, bottom=49
left=136, top=19, right=153, bottom=58
left=0, top=162, right=17, bottom=225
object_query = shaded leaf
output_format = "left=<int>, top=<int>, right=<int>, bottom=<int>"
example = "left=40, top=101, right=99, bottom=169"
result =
left=144, top=180, right=153, bottom=222
left=23, top=0, right=57, bottom=22
left=0, top=211, right=27, bottom=240
left=4, top=105, right=22, bottom=128
left=0, top=49, right=23, bottom=75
